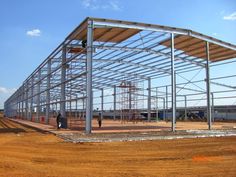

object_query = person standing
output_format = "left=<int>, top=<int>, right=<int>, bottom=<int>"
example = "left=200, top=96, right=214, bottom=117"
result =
left=56, top=112, right=62, bottom=129
left=98, top=112, right=102, bottom=128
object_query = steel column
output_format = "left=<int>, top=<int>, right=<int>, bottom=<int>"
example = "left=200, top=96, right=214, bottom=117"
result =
left=46, top=59, right=51, bottom=124
left=205, top=41, right=212, bottom=130
left=147, top=78, right=151, bottom=121
left=184, top=95, right=187, bottom=120
left=85, top=20, right=94, bottom=134
left=101, top=89, right=104, bottom=120
left=171, top=33, right=176, bottom=132
left=30, top=77, right=34, bottom=121
left=113, top=86, right=116, bottom=120
left=165, top=86, right=168, bottom=119
left=36, top=70, right=41, bottom=122
left=22, top=86, right=24, bottom=118
left=163, top=98, right=166, bottom=121
left=60, top=46, right=66, bottom=120
left=25, top=83, right=29, bottom=120
left=21, top=87, right=24, bottom=118
left=156, top=88, right=158, bottom=121
left=211, top=92, right=214, bottom=122
left=129, top=82, right=132, bottom=120
left=17, top=97, right=20, bottom=118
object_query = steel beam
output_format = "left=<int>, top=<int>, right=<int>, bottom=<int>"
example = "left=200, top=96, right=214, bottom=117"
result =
left=94, top=45, right=204, bottom=68
left=93, top=20, right=189, bottom=35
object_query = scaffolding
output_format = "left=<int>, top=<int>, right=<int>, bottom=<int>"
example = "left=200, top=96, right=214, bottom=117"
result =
left=3, top=17, right=236, bottom=133
left=118, top=79, right=144, bottom=122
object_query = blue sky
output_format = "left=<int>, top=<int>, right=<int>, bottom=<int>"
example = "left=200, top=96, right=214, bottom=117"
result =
left=0, top=0, right=236, bottom=109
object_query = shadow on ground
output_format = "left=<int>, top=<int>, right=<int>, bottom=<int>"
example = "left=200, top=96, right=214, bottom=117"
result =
left=0, top=118, right=48, bottom=134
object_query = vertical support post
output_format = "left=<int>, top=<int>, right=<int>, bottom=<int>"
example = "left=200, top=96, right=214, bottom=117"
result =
left=22, top=87, right=24, bottom=118
left=17, top=94, right=19, bottom=118
left=171, top=33, right=176, bottom=132
left=75, top=97, right=78, bottom=119
left=82, top=93, right=85, bottom=119
left=30, top=77, right=34, bottom=121
left=21, top=86, right=24, bottom=118
left=17, top=97, right=20, bottom=118
left=211, top=92, right=214, bottom=122
left=36, top=70, right=41, bottom=122
left=163, top=98, right=166, bottom=121
left=113, top=86, right=116, bottom=120
left=46, top=59, right=51, bottom=124
left=156, top=88, right=158, bottom=121
left=22, top=85, right=25, bottom=119
left=101, top=89, right=104, bottom=120
left=205, top=41, right=212, bottom=130
left=85, top=19, right=94, bottom=134
left=25, top=83, right=29, bottom=120
left=129, top=82, right=132, bottom=120
left=61, top=46, right=66, bottom=120
left=165, top=86, right=168, bottom=119
left=184, top=95, right=187, bottom=121
left=147, top=78, right=151, bottom=121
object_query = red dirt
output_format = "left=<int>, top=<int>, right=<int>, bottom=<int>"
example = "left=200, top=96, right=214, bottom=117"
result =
left=0, top=117, right=236, bottom=177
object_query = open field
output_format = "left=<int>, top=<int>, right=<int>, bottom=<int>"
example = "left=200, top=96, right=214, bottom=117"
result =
left=0, top=117, right=236, bottom=177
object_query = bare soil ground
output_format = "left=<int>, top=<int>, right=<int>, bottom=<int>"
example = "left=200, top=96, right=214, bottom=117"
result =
left=0, top=117, right=236, bottom=177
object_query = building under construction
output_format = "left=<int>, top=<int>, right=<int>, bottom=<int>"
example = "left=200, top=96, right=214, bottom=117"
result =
left=4, top=17, right=236, bottom=133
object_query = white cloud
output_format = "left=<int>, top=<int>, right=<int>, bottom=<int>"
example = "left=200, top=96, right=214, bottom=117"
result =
left=0, top=87, right=16, bottom=94
left=26, top=29, right=41, bottom=37
left=108, top=1, right=121, bottom=11
left=212, top=32, right=217, bottom=36
left=81, top=0, right=122, bottom=11
left=223, top=12, right=236, bottom=21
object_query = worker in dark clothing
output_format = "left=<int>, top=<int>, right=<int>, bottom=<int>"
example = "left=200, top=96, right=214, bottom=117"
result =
left=98, top=112, right=102, bottom=128
left=56, top=112, right=62, bottom=129
left=82, top=40, right=87, bottom=48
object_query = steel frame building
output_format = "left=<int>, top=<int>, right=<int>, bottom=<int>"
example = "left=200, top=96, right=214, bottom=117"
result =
left=4, top=17, right=236, bottom=133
